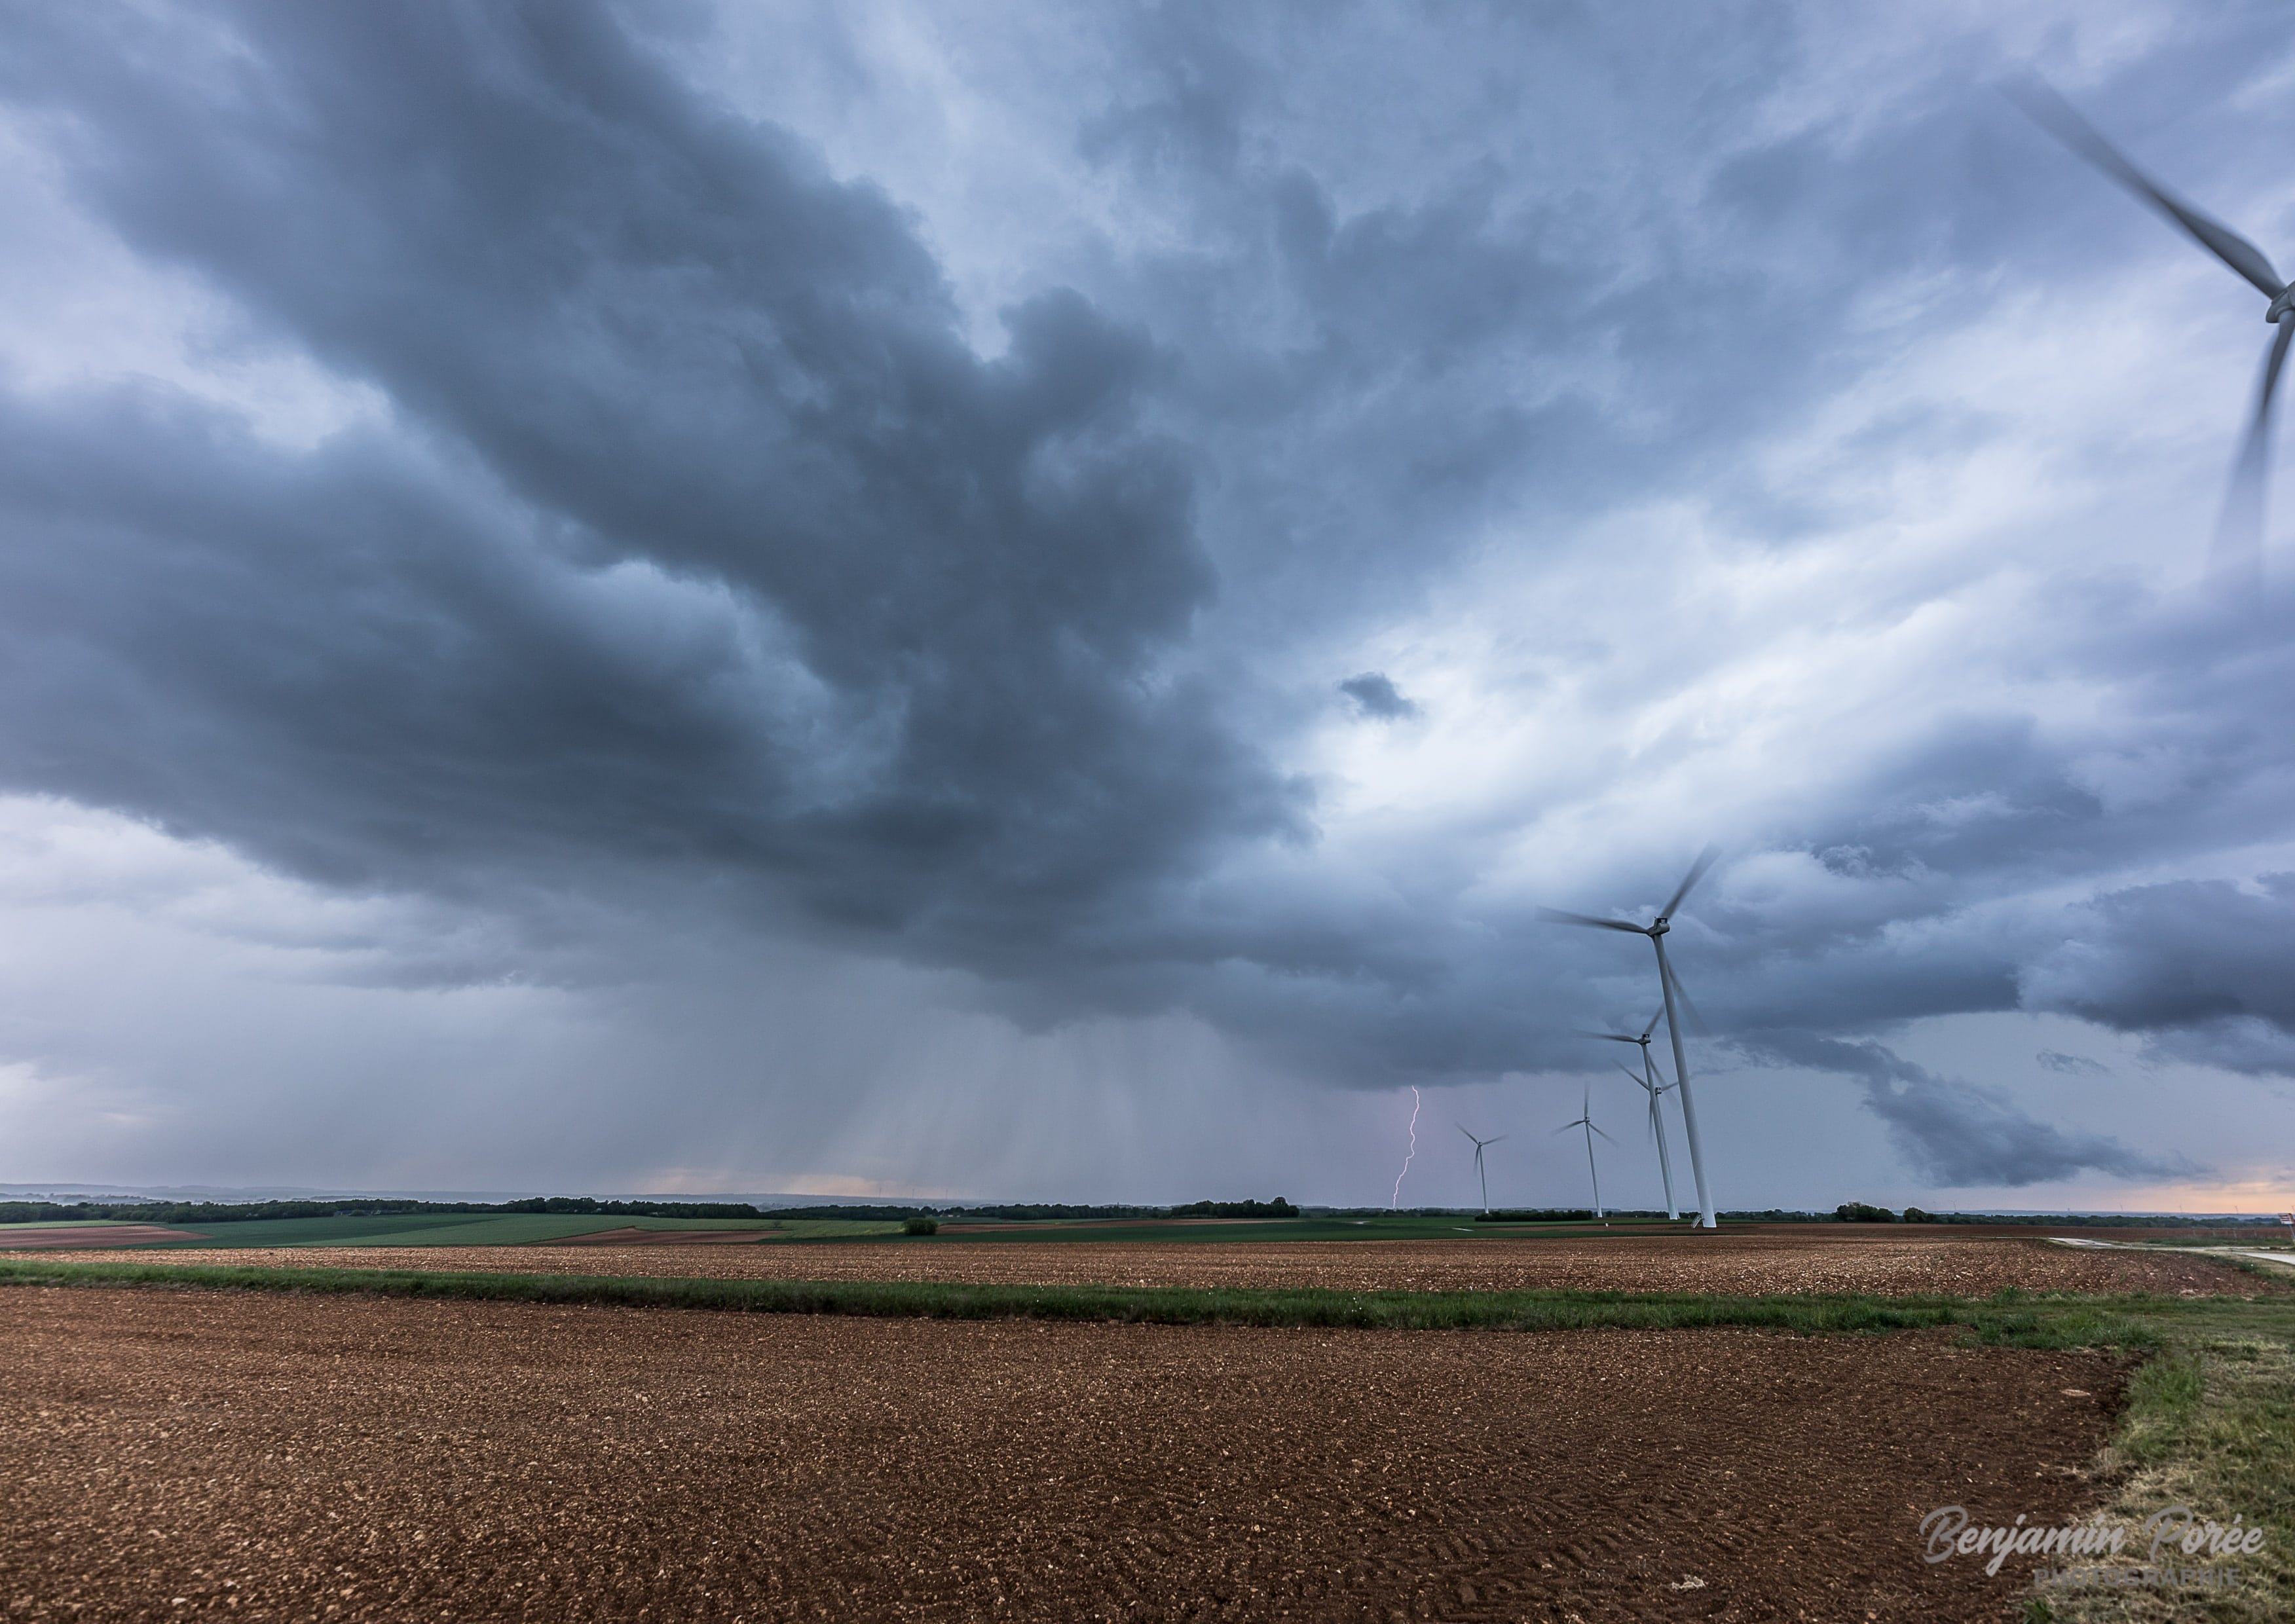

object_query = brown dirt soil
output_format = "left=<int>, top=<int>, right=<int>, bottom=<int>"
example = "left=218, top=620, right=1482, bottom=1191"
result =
left=25, top=1230, right=2273, bottom=1296
left=0, top=1225, right=202, bottom=1249
left=0, top=1285, right=2121, bottom=1623
left=548, top=1227, right=778, bottom=1246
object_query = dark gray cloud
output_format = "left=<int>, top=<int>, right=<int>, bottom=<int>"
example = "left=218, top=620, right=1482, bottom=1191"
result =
left=2024, top=876, right=2295, bottom=1073
left=0, top=0, right=1297, bottom=965
left=2036, top=1051, right=2110, bottom=1077
left=1746, top=1035, right=2180, bottom=1187
left=1339, top=673, right=1418, bottom=721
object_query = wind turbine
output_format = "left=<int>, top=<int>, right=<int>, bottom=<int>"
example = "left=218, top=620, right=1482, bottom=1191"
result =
left=1581, top=1009, right=1681, bottom=1221
left=2014, top=80, right=2295, bottom=574
left=1555, top=1084, right=1614, bottom=1219
left=1541, top=845, right=1721, bottom=1228
left=1457, top=1125, right=1506, bottom=1214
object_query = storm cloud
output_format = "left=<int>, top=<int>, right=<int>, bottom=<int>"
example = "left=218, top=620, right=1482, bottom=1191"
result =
left=1746, top=1034, right=2179, bottom=1187
left=1, top=0, right=2292, bottom=1200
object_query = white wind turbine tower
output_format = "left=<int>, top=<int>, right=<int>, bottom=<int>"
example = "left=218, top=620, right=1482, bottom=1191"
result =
left=1581, top=1009, right=1681, bottom=1222
left=1556, top=1084, right=1614, bottom=1219
left=1542, top=845, right=1722, bottom=1228
left=1457, top=1126, right=1506, bottom=1214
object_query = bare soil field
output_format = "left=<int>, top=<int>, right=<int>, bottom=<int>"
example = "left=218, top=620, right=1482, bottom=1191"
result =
left=24, top=1228, right=2273, bottom=1295
left=0, top=1225, right=203, bottom=1249
left=1, top=1284, right=2119, bottom=1623
left=550, top=1226, right=778, bottom=1246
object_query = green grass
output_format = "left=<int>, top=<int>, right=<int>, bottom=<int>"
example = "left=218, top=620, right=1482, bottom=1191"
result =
left=1, top=1255, right=2283, bottom=1344
left=2026, top=1335, right=2295, bottom=1623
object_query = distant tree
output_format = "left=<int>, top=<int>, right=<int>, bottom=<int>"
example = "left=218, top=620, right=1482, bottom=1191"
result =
left=902, top=1215, right=939, bottom=1236
left=1478, top=1209, right=1595, bottom=1223
left=1168, top=1198, right=1298, bottom=1219
left=1902, top=1206, right=1937, bottom=1223
left=1835, top=1202, right=1899, bottom=1223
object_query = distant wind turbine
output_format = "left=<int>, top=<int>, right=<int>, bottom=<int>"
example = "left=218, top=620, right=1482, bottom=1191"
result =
left=2013, top=79, right=2295, bottom=576
left=1457, top=1125, right=1506, bottom=1214
left=1555, top=1084, right=1615, bottom=1219
left=1541, top=845, right=1721, bottom=1228
left=1581, top=1008, right=1681, bottom=1221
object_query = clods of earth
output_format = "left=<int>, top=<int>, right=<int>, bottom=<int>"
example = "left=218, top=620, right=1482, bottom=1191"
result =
left=24, top=1228, right=2275, bottom=1297
left=1, top=1285, right=2125, bottom=1622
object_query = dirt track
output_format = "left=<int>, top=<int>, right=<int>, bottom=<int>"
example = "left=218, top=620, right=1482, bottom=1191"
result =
left=0, top=1285, right=2120, bottom=1622
left=26, top=1229, right=2271, bottom=1296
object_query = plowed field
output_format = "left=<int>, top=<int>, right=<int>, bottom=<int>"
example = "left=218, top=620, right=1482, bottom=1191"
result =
left=0, top=1285, right=2121, bottom=1622
left=0, top=1225, right=202, bottom=1249
left=22, top=1229, right=2270, bottom=1295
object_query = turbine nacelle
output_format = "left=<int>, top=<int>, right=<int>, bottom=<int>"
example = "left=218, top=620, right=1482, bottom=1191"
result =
left=2269, top=289, right=2295, bottom=324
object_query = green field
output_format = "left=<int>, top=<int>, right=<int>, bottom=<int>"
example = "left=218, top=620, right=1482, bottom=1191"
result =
left=18, top=1213, right=905, bottom=1248
left=0, top=1211, right=1734, bottom=1247
left=0, top=1252, right=2280, bottom=1342
left=906, top=1214, right=1681, bottom=1244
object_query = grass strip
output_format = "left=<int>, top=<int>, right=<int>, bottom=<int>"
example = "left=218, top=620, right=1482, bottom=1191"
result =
left=7, top=1256, right=2290, bottom=1348
left=2027, top=1336, right=2295, bottom=1623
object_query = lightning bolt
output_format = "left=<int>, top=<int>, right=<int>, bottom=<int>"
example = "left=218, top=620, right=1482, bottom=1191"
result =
left=1390, top=1085, right=1421, bottom=1209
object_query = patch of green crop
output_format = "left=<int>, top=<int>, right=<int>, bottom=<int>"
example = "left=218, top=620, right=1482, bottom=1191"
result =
left=4, top=1257, right=2286, bottom=1348
left=144, top=1213, right=502, bottom=1247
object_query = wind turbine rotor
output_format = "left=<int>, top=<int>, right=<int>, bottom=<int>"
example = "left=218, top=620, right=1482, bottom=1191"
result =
left=2013, top=78, right=2294, bottom=580
left=1658, top=844, right=1721, bottom=922
left=1658, top=951, right=1708, bottom=1036
left=2218, top=316, right=2295, bottom=572
left=1541, top=849, right=1721, bottom=1228
left=1538, top=906, right=1648, bottom=934
left=2009, top=80, right=2285, bottom=298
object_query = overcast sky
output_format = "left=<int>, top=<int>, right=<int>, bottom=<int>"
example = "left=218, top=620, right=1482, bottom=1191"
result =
left=3, top=1, right=2294, bottom=1211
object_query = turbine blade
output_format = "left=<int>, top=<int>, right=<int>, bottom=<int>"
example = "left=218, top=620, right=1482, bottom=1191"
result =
left=2214, top=317, right=2293, bottom=583
left=1590, top=1123, right=1618, bottom=1144
left=1457, top=1124, right=1477, bottom=1145
left=1660, top=845, right=1721, bottom=919
left=1662, top=955, right=1709, bottom=1037
left=1484, top=1135, right=1506, bottom=1147
left=1617, top=1061, right=1652, bottom=1092
left=1641, top=1007, right=1664, bottom=1041
left=1553, top=1122, right=1580, bottom=1136
left=2010, top=79, right=2285, bottom=299
left=1575, top=1031, right=1641, bottom=1045
left=1539, top=906, right=1647, bottom=934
